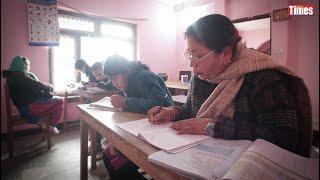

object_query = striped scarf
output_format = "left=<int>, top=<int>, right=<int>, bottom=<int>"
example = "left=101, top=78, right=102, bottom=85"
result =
left=196, top=43, right=302, bottom=121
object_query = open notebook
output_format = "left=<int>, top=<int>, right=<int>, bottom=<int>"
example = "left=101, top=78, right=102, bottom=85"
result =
left=149, top=138, right=319, bottom=180
left=89, top=97, right=121, bottom=111
left=116, top=119, right=209, bottom=153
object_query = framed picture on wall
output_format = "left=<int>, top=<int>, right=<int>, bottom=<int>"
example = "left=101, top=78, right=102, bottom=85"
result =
left=273, top=8, right=290, bottom=22
left=27, top=0, right=60, bottom=46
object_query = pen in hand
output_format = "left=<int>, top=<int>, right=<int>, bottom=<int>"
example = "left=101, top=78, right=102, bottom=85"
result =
left=151, top=106, right=163, bottom=125
left=116, top=90, right=126, bottom=97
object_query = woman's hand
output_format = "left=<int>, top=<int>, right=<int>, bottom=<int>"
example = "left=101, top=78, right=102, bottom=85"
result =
left=110, top=94, right=126, bottom=109
left=147, top=106, right=174, bottom=124
left=170, top=118, right=210, bottom=135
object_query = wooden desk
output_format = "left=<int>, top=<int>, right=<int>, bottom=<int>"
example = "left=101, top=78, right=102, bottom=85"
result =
left=165, top=81, right=189, bottom=90
left=78, top=89, right=117, bottom=103
left=78, top=105, right=188, bottom=180
left=165, top=81, right=189, bottom=96
left=62, top=91, right=80, bottom=130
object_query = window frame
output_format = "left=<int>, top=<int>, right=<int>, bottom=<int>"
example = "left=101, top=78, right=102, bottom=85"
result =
left=49, top=9, right=137, bottom=86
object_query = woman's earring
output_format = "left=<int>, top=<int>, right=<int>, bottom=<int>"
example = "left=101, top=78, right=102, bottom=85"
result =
left=224, top=60, right=232, bottom=65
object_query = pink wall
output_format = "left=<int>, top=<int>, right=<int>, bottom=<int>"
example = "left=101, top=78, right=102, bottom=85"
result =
left=175, top=0, right=217, bottom=72
left=239, top=28, right=270, bottom=49
left=287, top=0, right=319, bottom=124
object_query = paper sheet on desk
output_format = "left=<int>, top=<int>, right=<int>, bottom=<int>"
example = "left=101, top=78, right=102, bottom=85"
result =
left=86, top=87, right=107, bottom=93
left=89, top=97, right=122, bottom=111
left=116, top=119, right=209, bottom=153
left=64, top=83, right=82, bottom=94
left=148, top=138, right=319, bottom=180
left=148, top=138, right=252, bottom=180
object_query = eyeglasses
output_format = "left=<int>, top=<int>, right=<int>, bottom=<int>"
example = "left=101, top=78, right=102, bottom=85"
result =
left=184, top=50, right=215, bottom=62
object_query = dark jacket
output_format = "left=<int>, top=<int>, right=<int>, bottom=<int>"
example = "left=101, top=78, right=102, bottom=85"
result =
left=174, top=69, right=312, bottom=157
left=84, top=67, right=99, bottom=83
left=124, top=70, right=173, bottom=113
left=2, top=70, right=53, bottom=108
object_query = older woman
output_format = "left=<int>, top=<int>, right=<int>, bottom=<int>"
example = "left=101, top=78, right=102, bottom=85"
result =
left=148, top=14, right=312, bottom=157
left=2, top=56, right=63, bottom=134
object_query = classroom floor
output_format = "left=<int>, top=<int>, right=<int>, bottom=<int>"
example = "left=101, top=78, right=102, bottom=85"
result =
left=1, top=126, right=109, bottom=180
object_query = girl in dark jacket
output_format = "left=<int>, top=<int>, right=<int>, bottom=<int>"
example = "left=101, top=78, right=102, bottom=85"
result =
left=104, top=55, right=173, bottom=114
left=2, top=56, right=63, bottom=134
left=102, top=55, right=174, bottom=179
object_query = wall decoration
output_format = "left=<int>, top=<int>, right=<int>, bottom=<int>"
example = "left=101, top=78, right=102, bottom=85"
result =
left=27, top=0, right=60, bottom=46
left=273, top=8, right=290, bottom=22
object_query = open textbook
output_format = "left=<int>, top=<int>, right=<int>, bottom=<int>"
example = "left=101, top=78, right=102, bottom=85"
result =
left=116, top=119, right=209, bottom=153
left=149, top=138, right=319, bottom=180
left=89, top=97, right=121, bottom=111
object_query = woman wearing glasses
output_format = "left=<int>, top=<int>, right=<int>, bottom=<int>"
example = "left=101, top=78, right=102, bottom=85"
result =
left=148, top=14, right=312, bottom=158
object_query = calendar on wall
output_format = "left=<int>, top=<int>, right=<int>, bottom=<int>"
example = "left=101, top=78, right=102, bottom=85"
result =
left=27, top=0, right=60, bottom=46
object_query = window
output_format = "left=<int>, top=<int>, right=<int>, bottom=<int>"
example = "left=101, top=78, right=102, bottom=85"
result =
left=81, top=36, right=134, bottom=65
left=58, top=15, right=94, bottom=32
left=101, top=23, right=133, bottom=39
left=50, top=10, right=136, bottom=92
left=52, top=35, right=76, bottom=91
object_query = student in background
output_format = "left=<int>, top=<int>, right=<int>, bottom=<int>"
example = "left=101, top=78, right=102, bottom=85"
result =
left=74, top=58, right=98, bottom=85
left=90, top=61, right=116, bottom=91
left=2, top=56, right=63, bottom=134
left=102, top=55, right=174, bottom=180
left=148, top=14, right=312, bottom=158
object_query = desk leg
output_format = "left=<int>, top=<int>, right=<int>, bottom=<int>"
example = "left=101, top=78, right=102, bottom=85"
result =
left=63, top=91, right=68, bottom=131
left=90, top=127, right=97, bottom=170
left=80, top=119, right=88, bottom=180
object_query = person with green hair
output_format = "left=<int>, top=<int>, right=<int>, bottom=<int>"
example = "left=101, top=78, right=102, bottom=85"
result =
left=2, top=56, right=63, bottom=134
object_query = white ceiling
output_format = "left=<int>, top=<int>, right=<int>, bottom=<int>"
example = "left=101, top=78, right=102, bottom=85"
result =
left=155, top=0, right=191, bottom=6
left=234, top=18, right=270, bottom=31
